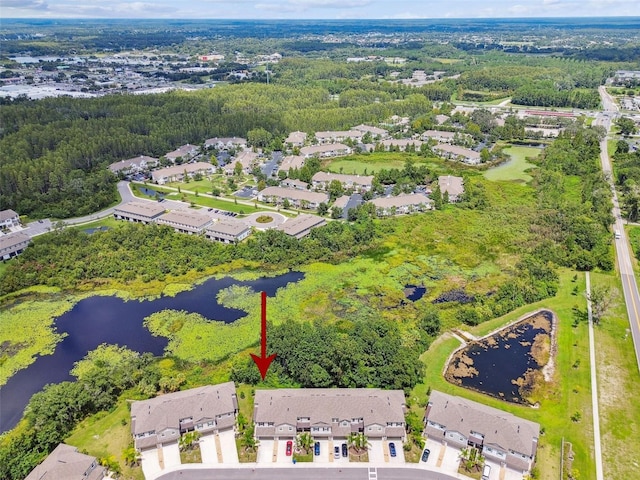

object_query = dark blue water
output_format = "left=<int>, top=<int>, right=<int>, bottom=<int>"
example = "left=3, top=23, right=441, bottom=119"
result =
left=404, top=285, right=426, bottom=302
left=0, top=271, right=303, bottom=433
left=138, top=186, right=164, bottom=198
left=446, top=310, right=552, bottom=404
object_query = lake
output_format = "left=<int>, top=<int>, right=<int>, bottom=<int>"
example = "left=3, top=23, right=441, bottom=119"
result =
left=0, top=271, right=303, bottom=433
left=444, top=310, right=554, bottom=404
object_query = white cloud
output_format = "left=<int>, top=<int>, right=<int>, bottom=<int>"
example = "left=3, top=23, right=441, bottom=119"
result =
left=2, top=0, right=48, bottom=9
left=288, top=0, right=372, bottom=7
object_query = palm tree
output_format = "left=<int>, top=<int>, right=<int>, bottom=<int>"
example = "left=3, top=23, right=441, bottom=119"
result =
left=179, top=431, right=201, bottom=451
left=347, top=433, right=370, bottom=454
left=295, top=432, right=314, bottom=454
left=122, top=446, right=141, bottom=467
left=240, top=424, right=259, bottom=452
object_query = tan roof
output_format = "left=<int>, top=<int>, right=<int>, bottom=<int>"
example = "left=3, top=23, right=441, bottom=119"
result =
left=352, top=124, right=388, bottom=136
left=315, top=130, right=362, bottom=140
left=424, top=130, right=455, bottom=139
left=158, top=211, right=212, bottom=229
left=276, top=214, right=326, bottom=237
left=285, top=131, right=307, bottom=144
left=370, top=193, right=432, bottom=209
left=312, top=172, right=373, bottom=187
left=152, top=162, right=214, bottom=181
left=438, top=175, right=464, bottom=197
left=278, top=155, right=305, bottom=173
left=0, top=231, right=30, bottom=248
left=206, top=220, right=251, bottom=236
left=300, top=144, right=351, bottom=157
left=332, top=195, right=350, bottom=209
left=109, top=155, right=158, bottom=172
left=205, top=137, right=247, bottom=148
left=254, top=388, right=406, bottom=430
left=426, top=390, right=540, bottom=457
left=131, top=383, right=237, bottom=437
left=165, top=143, right=198, bottom=160
left=259, top=186, right=329, bottom=204
left=434, top=144, right=481, bottom=159
left=0, top=209, right=19, bottom=221
left=25, top=443, right=104, bottom=480
left=114, top=201, right=166, bottom=218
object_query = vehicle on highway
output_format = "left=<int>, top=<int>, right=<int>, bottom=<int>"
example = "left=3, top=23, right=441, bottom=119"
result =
left=286, top=440, right=293, bottom=456
left=341, top=443, right=347, bottom=457
left=314, top=441, right=320, bottom=456
left=334, top=446, right=340, bottom=459
left=389, top=442, right=396, bottom=457
left=421, top=448, right=430, bottom=462
left=615, top=229, right=621, bottom=239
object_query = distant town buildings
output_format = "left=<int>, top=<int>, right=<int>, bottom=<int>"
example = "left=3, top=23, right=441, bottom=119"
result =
left=109, top=155, right=159, bottom=176
left=151, top=162, right=215, bottom=185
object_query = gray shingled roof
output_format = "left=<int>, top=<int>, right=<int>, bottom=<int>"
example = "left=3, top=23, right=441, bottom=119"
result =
left=114, top=201, right=166, bottom=218
left=426, top=390, right=540, bottom=457
left=25, top=443, right=104, bottom=480
left=254, top=388, right=406, bottom=429
left=131, top=383, right=237, bottom=437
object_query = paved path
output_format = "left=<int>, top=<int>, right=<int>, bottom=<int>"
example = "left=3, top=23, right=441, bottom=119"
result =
left=585, top=272, right=604, bottom=480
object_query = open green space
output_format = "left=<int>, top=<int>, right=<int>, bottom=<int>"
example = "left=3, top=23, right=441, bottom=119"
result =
left=325, top=152, right=443, bottom=176
left=411, top=269, right=595, bottom=480
left=590, top=271, right=640, bottom=480
left=483, top=145, right=541, bottom=183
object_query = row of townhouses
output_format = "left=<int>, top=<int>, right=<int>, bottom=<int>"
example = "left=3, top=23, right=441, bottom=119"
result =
left=28, top=383, right=539, bottom=478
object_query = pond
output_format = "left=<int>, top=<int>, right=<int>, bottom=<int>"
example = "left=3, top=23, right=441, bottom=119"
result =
left=138, top=186, right=164, bottom=199
left=0, top=271, right=303, bottom=433
left=444, top=310, right=554, bottom=404
left=404, top=284, right=426, bottom=301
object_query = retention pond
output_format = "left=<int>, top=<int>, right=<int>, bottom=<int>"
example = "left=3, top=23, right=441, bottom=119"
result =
left=444, top=309, right=554, bottom=404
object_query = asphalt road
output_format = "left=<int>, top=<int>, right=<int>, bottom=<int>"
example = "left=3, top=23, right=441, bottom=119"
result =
left=595, top=88, right=640, bottom=374
left=155, top=466, right=459, bottom=480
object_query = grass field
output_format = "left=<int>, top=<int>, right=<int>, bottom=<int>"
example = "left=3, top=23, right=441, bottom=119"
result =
left=410, top=269, right=596, bottom=480
left=484, top=145, right=541, bottom=183
left=325, top=152, right=443, bottom=175
left=590, top=271, right=640, bottom=480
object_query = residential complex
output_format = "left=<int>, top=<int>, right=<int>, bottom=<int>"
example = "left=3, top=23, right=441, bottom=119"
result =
left=0, top=232, right=31, bottom=260
left=275, top=214, right=327, bottom=239
left=130, top=383, right=238, bottom=451
left=0, top=209, right=21, bottom=229
left=424, top=390, right=540, bottom=472
left=258, top=186, right=329, bottom=209
left=25, top=443, right=105, bottom=480
left=253, top=388, right=407, bottom=442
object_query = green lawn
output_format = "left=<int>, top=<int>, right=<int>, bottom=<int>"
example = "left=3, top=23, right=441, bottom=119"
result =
left=590, top=271, right=640, bottom=480
left=411, top=269, right=596, bottom=480
left=484, top=145, right=541, bottom=183
left=325, top=152, right=442, bottom=175
left=65, top=392, right=144, bottom=480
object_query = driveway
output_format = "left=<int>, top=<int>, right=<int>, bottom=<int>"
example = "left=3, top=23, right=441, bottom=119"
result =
left=387, top=441, right=405, bottom=465
left=277, top=438, right=295, bottom=465
left=313, top=439, right=329, bottom=464
left=140, top=447, right=162, bottom=480
left=218, top=430, right=239, bottom=464
left=257, top=439, right=276, bottom=464
left=162, top=441, right=181, bottom=469
left=368, top=439, right=385, bottom=464
left=199, top=433, right=219, bottom=464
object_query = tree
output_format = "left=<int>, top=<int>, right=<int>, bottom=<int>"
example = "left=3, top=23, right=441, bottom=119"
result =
left=240, top=424, right=259, bottom=452
left=317, top=202, right=329, bottom=216
left=588, top=284, right=617, bottom=324
left=616, top=117, right=637, bottom=136
left=347, top=432, right=370, bottom=454
left=480, top=147, right=491, bottom=163
left=234, top=161, right=243, bottom=177
left=179, top=431, right=201, bottom=451
left=122, top=446, right=141, bottom=467
left=295, top=432, right=314, bottom=454
left=328, top=180, right=344, bottom=201
left=419, top=307, right=441, bottom=336
left=247, top=127, right=273, bottom=148
left=331, top=206, right=343, bottom=219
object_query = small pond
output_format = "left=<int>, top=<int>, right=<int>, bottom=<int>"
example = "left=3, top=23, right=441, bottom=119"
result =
left=0, top=271, right=303, bottom=433
left=404, top=284, right=426, bottom=302
left=138, top=186, right=164, bottom=198
left=444, top=310, right=553, bottom=404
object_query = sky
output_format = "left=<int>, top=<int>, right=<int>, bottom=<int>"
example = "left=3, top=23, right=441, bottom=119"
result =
left=1, top=0, right=638, bottom=19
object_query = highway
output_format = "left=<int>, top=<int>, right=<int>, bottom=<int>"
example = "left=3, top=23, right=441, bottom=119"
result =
left=595, top=86, right=640, bottom=374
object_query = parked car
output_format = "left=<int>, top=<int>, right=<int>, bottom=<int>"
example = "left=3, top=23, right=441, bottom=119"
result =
left=314, top=441, right=320, bottom=456
left=421, top=448, right=430, bottom=462
left=482, top=464, right=491, bottom=480
left=286, top=440, right=293, bottom=456
left=389, top=442, right=396, bottom=457
left=334, top=446, right=340, bottom=459
left=341, top=443, right=348, bottom=457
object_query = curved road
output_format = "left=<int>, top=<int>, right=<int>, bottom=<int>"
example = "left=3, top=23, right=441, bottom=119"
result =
left=595, top=86, right=640, bottom=374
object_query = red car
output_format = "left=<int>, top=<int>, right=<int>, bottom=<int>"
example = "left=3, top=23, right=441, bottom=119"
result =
left=286, top=440, right=293, bottom=456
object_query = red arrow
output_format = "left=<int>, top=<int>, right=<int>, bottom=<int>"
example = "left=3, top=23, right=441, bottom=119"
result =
left=251, top=291, right=277, bottom=380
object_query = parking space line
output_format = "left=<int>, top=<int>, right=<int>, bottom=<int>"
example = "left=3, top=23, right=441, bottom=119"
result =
left=272, top=439, right=278, bottom=462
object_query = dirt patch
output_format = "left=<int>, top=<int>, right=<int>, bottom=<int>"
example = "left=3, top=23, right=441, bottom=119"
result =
left=530, top=332, right=551, bottom=366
